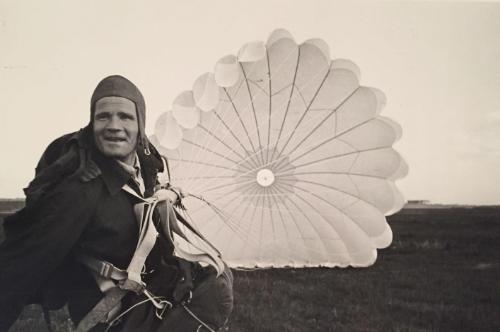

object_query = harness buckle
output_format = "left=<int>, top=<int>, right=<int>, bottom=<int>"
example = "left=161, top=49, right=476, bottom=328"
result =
left=99, top=262, right=114, bottom=279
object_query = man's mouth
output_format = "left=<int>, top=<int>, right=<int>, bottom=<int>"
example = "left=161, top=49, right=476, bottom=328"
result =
left=104, top=137, right=126, bottom=142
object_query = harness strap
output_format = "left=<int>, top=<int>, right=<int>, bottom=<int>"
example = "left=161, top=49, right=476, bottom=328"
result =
left=127, top=201, right=159, bottom=284
left=155, top=157, right=222, bottom=270
left=76, top=196, right=161, bottom=330
left=175, top=211, right=224, bottom=261
left=78, top=254, right=128, bottom=281
left=159, top=200, right=225, bottom=276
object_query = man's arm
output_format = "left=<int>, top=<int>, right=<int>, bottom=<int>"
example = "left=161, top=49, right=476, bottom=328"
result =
left=0, top=179, right=101, bottom=330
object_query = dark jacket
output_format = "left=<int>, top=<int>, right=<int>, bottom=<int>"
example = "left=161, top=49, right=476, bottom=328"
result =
left=0, top=126, right=170, bottom=330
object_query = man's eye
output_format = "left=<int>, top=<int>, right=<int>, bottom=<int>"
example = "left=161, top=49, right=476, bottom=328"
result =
left=119, top=114, right=135, bottom=120
left=95, top=114, right=109, bottom=120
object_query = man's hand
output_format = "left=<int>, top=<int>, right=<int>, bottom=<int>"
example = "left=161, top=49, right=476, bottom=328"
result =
left=153, top=189, right=178, bottom=203
left=118, top=278, right=145, bottom=294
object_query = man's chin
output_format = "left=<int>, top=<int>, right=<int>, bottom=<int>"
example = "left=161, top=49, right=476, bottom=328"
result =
left=100, top=148, right=133, bottom=162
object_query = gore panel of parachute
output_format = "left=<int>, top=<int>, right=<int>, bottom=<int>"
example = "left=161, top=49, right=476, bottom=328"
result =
left=152, top=29, right=408, bottom=268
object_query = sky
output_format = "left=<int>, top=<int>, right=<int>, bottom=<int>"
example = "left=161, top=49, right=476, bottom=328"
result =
left=0, top=0, right=499, bottom=204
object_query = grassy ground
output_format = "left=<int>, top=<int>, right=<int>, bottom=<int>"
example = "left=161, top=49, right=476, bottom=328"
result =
left=229, top=208, right=500, bottom=331
left=2, top=204, right=500, bottom=331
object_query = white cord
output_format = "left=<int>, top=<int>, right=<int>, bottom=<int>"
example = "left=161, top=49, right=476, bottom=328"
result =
left=103, top=298, right=152, bottom=332
left=182, top=305, right=216, bottom=332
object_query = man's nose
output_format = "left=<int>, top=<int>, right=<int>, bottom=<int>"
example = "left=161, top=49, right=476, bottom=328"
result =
left=106, top=115, right=121, bottom=130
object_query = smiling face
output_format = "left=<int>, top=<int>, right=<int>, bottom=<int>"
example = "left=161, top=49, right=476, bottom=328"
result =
left=93, top=96, right=139, bottom=165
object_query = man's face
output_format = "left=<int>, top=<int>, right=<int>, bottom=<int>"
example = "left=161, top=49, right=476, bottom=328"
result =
left=93, top=96, right=139, bottom=164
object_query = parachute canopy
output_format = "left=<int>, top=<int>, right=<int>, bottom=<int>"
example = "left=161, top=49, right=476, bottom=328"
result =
left=152, top=29, right=408, bottom=268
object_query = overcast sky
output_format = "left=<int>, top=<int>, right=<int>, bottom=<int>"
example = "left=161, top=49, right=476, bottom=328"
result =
left=0, top=0, right=499, bottom=204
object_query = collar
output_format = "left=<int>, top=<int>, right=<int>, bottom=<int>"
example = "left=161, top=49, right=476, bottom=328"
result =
left=115, top=153, right=141, bottom=178
left=90, top=145, right=134, bottom=196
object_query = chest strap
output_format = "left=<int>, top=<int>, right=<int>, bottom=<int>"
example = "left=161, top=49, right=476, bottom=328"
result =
left=78, top=254, right=128, bottom=281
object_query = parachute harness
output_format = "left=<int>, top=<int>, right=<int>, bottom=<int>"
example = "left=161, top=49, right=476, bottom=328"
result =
left=77, top=182, right=224, bottom=331
left=76, top=196, right=169, bottom=331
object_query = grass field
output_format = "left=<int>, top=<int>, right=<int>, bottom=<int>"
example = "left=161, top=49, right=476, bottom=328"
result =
left=2, top=202, right=499, bottom=331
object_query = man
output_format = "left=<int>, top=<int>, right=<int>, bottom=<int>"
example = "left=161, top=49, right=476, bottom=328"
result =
left=0, top=75, right=233, bottom=331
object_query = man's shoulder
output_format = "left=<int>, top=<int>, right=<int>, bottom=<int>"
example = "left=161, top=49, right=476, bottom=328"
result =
left=38, top=131, right=81, bottom=169
left=26, top=127, right=101, bottom=206
left=47, top=131, right=79, bottom=150
left=40, top=170, right=105, bottom=209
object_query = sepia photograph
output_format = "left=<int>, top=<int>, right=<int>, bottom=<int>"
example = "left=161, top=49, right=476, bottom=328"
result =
left=1, top=1, right=499, bottom=331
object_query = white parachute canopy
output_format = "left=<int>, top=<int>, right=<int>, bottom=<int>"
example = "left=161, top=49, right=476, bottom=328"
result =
left=153, top=29, right=408, bottom=268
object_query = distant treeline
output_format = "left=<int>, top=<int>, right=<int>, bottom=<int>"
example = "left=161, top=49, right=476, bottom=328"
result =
left=0, top=198, right=25, bottom=211
left=0, top=199, right=25, bottom=222
left=397, top=206, right=500, bottom=216
left=1, top=198, right=499, bottom=222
